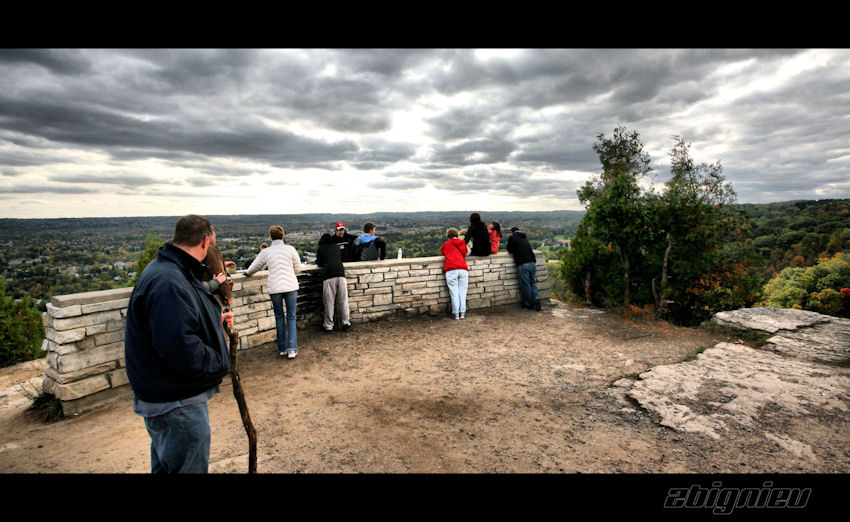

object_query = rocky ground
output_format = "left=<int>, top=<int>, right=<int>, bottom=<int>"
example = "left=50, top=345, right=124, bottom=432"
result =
left=0, top=301, right=848, bottom=474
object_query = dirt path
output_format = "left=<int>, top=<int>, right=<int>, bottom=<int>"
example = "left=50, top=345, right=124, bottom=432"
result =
left=0, top=300, right=847, bottom=473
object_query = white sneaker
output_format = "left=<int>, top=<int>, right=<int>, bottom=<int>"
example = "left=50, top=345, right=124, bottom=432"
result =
left=287, top=350, right=297, bottom=359
left=459, top=312, right=465, bottom=319
left=453, top=313, right=460, bottom=320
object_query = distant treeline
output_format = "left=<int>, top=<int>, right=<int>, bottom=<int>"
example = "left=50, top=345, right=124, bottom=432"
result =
left=740, top=199, right=850, bottom=277
left=1, top=202, right=847, bottom=314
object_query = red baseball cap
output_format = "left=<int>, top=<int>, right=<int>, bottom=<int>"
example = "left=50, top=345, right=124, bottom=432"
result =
left=336, top=222, right=345, bottom=229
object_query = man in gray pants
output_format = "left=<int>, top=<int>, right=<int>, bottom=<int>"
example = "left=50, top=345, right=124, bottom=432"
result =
left=316, top=233, right=351, bottom=332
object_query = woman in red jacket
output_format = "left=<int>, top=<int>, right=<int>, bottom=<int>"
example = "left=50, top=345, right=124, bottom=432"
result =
left=440, top=227, right=469, bottom=320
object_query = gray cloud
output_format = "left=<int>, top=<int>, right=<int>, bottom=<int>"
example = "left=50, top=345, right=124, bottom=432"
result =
left=0, top=95, right=358, bottom=167
left=0, top=48, right=846, bottom=216
left=0, top=49, right=92, bottom=76
left=428, top=138, right=517, bottom=167
left=48, top=173, right=164, bottom=186
left=0, top=183, right=96, bottom=194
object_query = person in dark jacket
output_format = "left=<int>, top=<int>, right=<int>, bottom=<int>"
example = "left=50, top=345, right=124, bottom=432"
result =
left=124, top=215, right=234, bottom=473
left=331, top=221, right=358, bottom=262
left=506, top=226, right=541, bottom=311
left=465, top=212, right=491, bottom=257
left=316, top=233, right=351, bottom=332
left=354, top=222, right=387, bottom=261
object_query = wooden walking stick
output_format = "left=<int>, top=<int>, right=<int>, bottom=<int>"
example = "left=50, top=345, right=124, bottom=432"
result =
left=225, top=316, right=258, bottom=474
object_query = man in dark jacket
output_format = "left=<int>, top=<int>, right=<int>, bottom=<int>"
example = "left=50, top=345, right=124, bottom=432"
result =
left=316, top=233, right=351, bottom=332
left=331, top=221, right=358, bottom=262
left=354, top=222, right=387, bottom=261
left=124, top=215, right=234, bottom=473
left=506, top=226, right=541, bottom=311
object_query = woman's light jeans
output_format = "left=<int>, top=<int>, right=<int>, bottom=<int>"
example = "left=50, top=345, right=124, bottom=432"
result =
left=445, top=269, right=468, bottom=315
left=270, top=290, right=298, bottom=352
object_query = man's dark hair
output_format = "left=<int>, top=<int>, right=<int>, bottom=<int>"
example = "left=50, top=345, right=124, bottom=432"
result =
left=173, top=215, right=213, bottom=247
left=470, top=212, right=482, bottom=224
left=363, top=222, right=376, bottom=233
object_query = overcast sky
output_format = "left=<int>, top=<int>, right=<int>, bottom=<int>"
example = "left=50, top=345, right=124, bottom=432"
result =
left=1, top=48, right=848, bottom=219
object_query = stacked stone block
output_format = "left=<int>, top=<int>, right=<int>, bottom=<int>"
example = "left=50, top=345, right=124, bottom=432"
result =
left=40, top=251, right=549, bottom=415
left=41, top=288, right=134, bottom=415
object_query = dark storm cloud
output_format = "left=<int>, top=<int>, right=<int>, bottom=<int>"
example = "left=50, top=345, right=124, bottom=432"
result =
left=143, top=49, right=259, bottom=94
left=0, top=94, right=358, bottom=167
left=259, top=52, right=402, bottom=134
left=428, top=138, right=517, bottom=167
left=47, top=173, right=163, bottom=186
left=333, top=49, right=439, bottom=77
left=425, top=107, right=492, bottom=141
left=0, top=184, right=95, bottom=194
left=370, top=168, right=582, bottom=199
left=0, top=49, right=92, bottom=76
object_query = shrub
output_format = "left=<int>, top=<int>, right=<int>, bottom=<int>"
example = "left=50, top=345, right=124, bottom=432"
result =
left=759, top=252, right=850, bottom=317
left=0, top=277, right=44, bottom=368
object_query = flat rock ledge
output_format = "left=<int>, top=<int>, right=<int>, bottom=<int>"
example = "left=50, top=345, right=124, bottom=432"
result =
left=613, top=308, right=850, bottom=461
left=711, top=307, right=850, bottom=364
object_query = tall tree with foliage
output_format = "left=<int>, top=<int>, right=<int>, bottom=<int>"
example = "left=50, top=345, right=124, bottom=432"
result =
left=0, top=277, right=44, bottom=367
left=563, top=127, right=763, bottom=324
left=575, top=125, right=654, bottom=307
left=650, top=136, right=758, bottom=321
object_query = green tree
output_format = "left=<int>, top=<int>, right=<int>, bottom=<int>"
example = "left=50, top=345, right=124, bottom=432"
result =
left=0, top=277, right=44, bottom=367
left=132, top=235, right=164, bottom=285
left=576, top=125, right=653, bottom=307
left=565, top=127, right=762, bottom=324
left=650, top=136, right=761, bottom=322
left=759, top=252, right=850, bottom=317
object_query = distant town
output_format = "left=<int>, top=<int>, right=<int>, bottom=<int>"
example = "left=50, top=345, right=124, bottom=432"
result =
left=0, top=211, right=584, bottom=310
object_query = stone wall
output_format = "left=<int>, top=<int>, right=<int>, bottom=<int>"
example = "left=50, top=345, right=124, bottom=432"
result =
left=41, top=251, right=549, bottom=415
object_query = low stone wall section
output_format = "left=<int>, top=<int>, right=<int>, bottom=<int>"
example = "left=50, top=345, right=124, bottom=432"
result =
left=41, top=251, right=549, bottom=415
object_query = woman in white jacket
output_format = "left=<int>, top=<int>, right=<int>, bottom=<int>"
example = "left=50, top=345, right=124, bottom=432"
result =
left=245, top=225, right=302, bottom=359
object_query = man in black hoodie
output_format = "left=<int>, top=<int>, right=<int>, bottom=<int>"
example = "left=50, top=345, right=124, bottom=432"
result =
left=124, top=215, right=234, bottom=473
left=316, top=233, right=351, bottom=332
left=506, top=226, right=541, bottom=311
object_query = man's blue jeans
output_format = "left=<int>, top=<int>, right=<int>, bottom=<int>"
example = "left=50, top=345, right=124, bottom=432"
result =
left=517, top=261, right=540, bottom=308
left=270, top=290, right=298, bottom=352
left=144, top=401, right=211, bottom=473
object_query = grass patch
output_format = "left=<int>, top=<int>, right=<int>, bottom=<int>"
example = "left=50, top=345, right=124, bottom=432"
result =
left=19, top=383, right=63, bottom=423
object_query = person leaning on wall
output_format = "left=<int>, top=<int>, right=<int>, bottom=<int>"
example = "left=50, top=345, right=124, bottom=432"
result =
left=331, top=221, right=358, bottom=263
left=465, top=212, right=491, bottom=257
left=244, top=225, right=302, bottom=359
left=441, top=227, right=469, bottom=320
left=316, top=233, right=352, bottom=332
left=354, top=221, right=387, bottom=261
left=506, top=226, right=541, bottom=311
